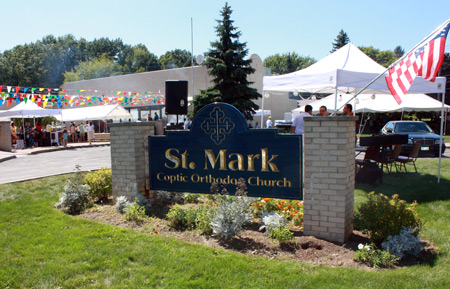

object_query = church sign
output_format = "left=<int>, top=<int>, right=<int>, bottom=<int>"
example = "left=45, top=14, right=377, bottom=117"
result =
left=149, top=103, right=303, bottom=200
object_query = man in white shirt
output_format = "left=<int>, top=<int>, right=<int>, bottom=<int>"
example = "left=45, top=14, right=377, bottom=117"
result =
left=290, top=105, right=312, bottom=135
left=266, top=116, right=273, bottom=128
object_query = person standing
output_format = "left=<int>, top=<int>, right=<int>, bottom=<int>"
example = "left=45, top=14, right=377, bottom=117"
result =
left=154, top=112, right=159, bottom=121
left=88, top=121, right=95, bottom=144
left=70, top=122, right=77, bottom=143
left=290, top=105, right=312, bottom=135
left=266, top=116, right=273, bottom=128
left=78, top=122, right=85, bottom=142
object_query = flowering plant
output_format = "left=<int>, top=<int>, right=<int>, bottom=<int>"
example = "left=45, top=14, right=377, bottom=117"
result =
left=354, top=243, right=400, bottom=268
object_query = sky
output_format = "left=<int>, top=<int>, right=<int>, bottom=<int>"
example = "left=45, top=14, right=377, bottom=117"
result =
left=1, top=0, right=450, bottom=62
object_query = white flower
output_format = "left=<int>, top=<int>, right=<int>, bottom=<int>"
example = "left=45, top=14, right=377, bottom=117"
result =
left=358, top=244, right=364, bottom=250
left=365, top=245, right=371, bottom=251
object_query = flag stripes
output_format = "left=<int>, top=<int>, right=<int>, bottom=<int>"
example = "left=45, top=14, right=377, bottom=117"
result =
left=386, top=20, right=450, bottom=104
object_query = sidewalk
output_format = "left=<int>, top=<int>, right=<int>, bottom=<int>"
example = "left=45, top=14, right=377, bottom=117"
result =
left=0, top=142, right=110, bottom=163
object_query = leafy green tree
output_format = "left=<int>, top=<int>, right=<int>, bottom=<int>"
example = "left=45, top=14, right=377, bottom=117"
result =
left=264, top=52, right=316, bottom=75
left=394, top=46, right=405, bottom=58
left=88, top=37, right=126, bottom=60
left=121, top=44, right=160, bottom=73
left=63, top=54, right=123, bottom=82
left=330, top=29, right=350, bottom=52
left=359, top=46, right=397, bottom=67
left=159, top=49, right=195, bottom=69
left=0, top=43, right=46, bottom=86
left=191, top=3, right=261, bottom=120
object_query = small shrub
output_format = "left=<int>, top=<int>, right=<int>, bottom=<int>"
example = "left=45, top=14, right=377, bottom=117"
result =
left=195, top=206, right=215, bottom=235
left=166, top=205, right=214, bottom=233
left=209, top=179, right=253, bottom=240
left=167, top=205, right=193, bottom=230
left=56, top=165, right=92, bottom=214
left=210, top=197, right=252, bottom=240
left=154, top=190, right=184, bottom=206
left=267, top=227, right=294, bottom=244
left=115, top=196, right=131, bottom=214
left=381, top=227, right=422, bottom=258
left=259, top=212, right=286, bottom=233
left=183, top=193, right=201, bottom=204
left=124, top=199, right=146, bottom=223
left=84, top=167, right=112, bottom=201
left=354, top=243, right=400, bottom=268
left=353, top=192, right=422, bottom=243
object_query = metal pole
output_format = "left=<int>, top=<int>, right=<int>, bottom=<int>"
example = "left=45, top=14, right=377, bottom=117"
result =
left=261, top=92, right=265, bottom=127
left=191, top=18, right=194, bottom=106
left=438, top=91, right=446, bottom=183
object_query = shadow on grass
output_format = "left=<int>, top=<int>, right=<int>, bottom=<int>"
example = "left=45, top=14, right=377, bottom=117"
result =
left=356, top=172, right=450, bottom=203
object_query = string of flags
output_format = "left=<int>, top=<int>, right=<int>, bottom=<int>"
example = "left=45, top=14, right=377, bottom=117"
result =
left=0, top=85, right=166, bottom=108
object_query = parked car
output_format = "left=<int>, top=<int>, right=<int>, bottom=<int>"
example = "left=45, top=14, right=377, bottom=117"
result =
left=380, top=121, right=446, bottom=157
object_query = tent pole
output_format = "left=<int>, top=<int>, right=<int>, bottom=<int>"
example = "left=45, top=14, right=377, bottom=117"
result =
left=438, top=91, right=446, bottom=183
left=334, top=87, right=338, bottom=114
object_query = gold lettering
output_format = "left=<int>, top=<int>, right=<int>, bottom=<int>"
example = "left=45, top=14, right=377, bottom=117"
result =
left=261, top=148, right=279, bottom=172
left=181, top=150, right=189, bottom=169
left=204, top=149, right=227, bottom=170
left=248, top=176, right=257, bottom=186
left=247, top=154, right=260, bottom=171
left=165, top=149, right=180, bottom=169
left=228, top=153, right=244, bottom=171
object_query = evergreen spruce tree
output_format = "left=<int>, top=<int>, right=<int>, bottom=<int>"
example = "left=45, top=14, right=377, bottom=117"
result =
left=330, top=29, right=350, bottom=53
left=190, top=3, right=261, bottom=120
left=394, top=45, right=405, bottom=58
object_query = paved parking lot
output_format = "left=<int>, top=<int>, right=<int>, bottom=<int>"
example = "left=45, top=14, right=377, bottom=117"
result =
left=0, top=146, right=111, bottom=185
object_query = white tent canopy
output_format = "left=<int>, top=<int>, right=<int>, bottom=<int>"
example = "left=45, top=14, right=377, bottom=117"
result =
left=293, top=93, right=450, bottom=117
left=252, top=109, right=271, bottom=117
left=55, top=105, right=132, bottom=122
left=263, top=43, right=446, bottom=95
left=0, top=101, right=62, bottom=118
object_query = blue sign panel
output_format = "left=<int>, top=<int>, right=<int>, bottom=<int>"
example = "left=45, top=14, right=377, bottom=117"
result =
left=149, top=103, right=302, bottom=200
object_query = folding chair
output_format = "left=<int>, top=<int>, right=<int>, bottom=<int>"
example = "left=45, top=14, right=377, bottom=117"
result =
left=395, top=142, right=421, bottom=173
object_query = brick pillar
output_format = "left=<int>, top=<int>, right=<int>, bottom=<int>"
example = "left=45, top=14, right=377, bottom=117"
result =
left=0, top=121, right=12, bottom=152
left=109, top=122, right=155, bottom=201
left=302, top=116, right=357, bottom=243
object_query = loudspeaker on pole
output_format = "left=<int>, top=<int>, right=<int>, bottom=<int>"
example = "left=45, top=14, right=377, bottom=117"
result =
left=165, top=80, right=188, bottom=115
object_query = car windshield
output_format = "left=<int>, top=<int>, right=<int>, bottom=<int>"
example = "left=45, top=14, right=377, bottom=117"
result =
left=394, top=122, right=433, bottom=133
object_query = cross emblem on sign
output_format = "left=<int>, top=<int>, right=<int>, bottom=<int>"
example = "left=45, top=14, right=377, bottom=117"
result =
left=201, top=107, right=235, bottom=145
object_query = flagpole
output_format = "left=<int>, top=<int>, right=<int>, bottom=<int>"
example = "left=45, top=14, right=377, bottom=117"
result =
left=438, top=91, right=446, bottom=183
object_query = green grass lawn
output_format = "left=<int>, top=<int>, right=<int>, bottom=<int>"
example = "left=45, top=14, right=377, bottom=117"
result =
left=1, top=159, right=450, bottom=288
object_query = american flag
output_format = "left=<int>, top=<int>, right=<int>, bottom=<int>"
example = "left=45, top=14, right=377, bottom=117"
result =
left=386, top=19, right=450, bottom=104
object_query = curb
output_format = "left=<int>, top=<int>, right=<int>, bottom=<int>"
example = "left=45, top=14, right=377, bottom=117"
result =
left=0, top=143, right=110, bottom=162
left=0, top=155, right=17, bottom=163
left=28, top=143, right=110, bottom=155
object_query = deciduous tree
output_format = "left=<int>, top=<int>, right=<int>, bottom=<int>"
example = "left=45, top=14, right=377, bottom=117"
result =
left=264, top=52, right=316, bottom=75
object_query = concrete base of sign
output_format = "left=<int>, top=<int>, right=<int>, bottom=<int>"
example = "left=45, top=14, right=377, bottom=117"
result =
left=302, top=116, right=357, bottom=243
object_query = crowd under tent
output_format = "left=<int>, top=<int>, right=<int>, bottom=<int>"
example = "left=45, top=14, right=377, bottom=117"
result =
left=0, top=101, right=62, bottom=132
left=263, top=43, right=446, bottom=112
left=55, top=105, right=132, bottom=122
left=293, top=93, right=450, bottom=116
